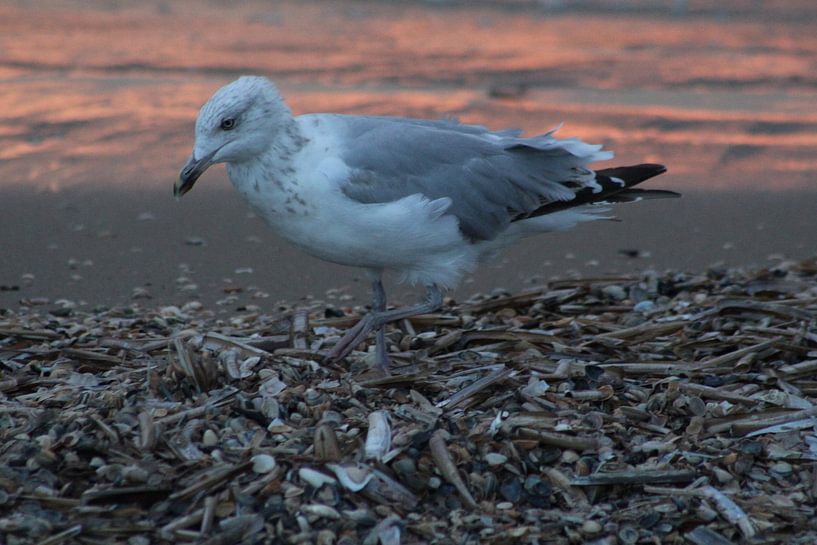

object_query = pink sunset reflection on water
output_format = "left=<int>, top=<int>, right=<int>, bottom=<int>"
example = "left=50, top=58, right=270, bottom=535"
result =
left=0, top=0, right=815, bottom=192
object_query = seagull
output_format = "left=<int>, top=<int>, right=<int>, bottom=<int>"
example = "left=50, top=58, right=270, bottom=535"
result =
left=175, top=76, right=677, bottom=374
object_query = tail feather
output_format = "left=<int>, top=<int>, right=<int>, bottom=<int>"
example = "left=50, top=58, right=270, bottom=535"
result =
left=512, top=163, right=676, bottom=221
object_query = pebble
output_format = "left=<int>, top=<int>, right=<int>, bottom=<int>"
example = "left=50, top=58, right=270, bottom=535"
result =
left=499, top=478, right=521, bottom=503
left=712, top=467, right=733, bottom=483
left=581, top=520, right=602, bottom=535
left=561, top=450, right=579, bottom=464
left=159, top=305, right=184, bottom=318
left=633, top=300, right=655, bottom=313
left=484, top=453, right=507, bottom=466
left=202, top=429, right=218, bottom=447
left=392, top=458, right=417, bottom=478
left=131, top=287, right=151, bottom=299
left=122, top=465, right=149, bottom=483
left=182, top=301, right=203, bottom=312
left=89, top=457, right=105, bottom=468
left=618, top=526, right=639, bottom=544
left=523, top=475, right=542, bottom=491
left=33, top=485, right=56, bottom=496
left=251, top=454, right=277, bottom=473
left=496, top=501, right=514, bottom=510
left=316, top=529, right=336, bottom=545
left=741, top=441, right=763, bottom=456
left=0, top=513, right=53, bottom=536
left=602, top=285, right=627, bottom=300
left=770, top=462, right=792, bottom=476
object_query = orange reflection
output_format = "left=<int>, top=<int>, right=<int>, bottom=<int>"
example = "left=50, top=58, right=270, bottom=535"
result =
left=0, top=1, right=815, bottom=192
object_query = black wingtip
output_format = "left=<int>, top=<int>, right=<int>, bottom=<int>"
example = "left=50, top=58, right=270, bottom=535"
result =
left=511, top=162, right=673, bottom=222
left=595, top=163, right=667, bottom=186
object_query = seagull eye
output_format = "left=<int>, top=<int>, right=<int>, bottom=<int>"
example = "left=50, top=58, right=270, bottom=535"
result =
left=220, top=117, right=236, bottom=130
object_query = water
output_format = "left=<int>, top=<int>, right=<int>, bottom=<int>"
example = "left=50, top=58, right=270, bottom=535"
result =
left=2, top=0, right=816, bottom=309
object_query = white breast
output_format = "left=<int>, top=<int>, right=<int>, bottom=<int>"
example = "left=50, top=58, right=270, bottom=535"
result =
left=226, top=116, right=478, bottom=288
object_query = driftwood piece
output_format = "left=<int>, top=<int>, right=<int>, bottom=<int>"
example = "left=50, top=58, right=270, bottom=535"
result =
left=571, top=468, right=698, bottom=486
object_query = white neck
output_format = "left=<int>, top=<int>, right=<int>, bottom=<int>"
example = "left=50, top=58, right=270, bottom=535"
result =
left=225, top=118, right=312, bottom=228
left=227, top=118, right=305, bottom=190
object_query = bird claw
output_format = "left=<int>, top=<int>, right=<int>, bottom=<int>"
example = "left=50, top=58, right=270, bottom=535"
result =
left=323, top=287, right=442, bottom=372
left=324, top=315, right=393, bottom=376
left=324, top=315, right=375, bottom=363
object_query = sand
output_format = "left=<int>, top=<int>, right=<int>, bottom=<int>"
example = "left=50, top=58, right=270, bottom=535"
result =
left=3, top=182, right=816, bottom=310
left=1, top=0, right=816, bottom=311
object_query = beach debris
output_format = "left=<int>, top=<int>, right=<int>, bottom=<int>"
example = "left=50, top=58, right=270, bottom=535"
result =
left=363, top=410, right=392, bottom=462
left=2, top=258, right=817, bottom=543
left=429, top=429, right=479, bottom=509
left=251, top=454, right=277, bottom=473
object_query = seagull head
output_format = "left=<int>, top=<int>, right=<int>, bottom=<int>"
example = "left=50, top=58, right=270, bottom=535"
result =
left=175, top=76, right=290, bottom=197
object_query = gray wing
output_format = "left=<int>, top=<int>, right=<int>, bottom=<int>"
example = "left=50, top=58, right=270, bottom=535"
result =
left=332, top=115, right=612, bottom=241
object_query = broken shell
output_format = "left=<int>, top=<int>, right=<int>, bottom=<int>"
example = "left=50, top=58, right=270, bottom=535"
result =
left=341, top=508, right=378, bottom=525
left=361, top=468, right=418, bottom=509
left=5, top=251, right=817, bottom=542
left=327, top=463, right=417, bottom=509
left=364, top=410, right=391, bottom=462
left=300, top=504, right=341, bottom=520
left=328, top=463, right=375, bottom=492
left=299, top=467, right=338, bottom=489
left=258, top=375, right=287, bottom=398
left=314, top=424, right=341, bottom=462
left=429, top=430, right=478, bottom=509
left=138, top=411, right=156, bottom=451
left=305, top=388, right=327, bottom=406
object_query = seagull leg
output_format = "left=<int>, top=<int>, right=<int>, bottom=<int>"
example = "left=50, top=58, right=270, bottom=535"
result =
left=371, top=277, right=390, bottom=374
left=326, top=284, right=444, bottom=371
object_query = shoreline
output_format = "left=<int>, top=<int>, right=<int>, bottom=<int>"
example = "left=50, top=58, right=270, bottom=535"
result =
left=3, top=182, right=816, bottom=312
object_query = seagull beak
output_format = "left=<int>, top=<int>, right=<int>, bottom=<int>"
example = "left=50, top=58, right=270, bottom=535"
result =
left=174, top=150, right=216, bottom=198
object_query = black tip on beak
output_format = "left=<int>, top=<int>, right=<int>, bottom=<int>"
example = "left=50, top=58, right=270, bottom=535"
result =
left=174, top=151, right=215, bottom=198
left=174, top=173, right=196, bottom=198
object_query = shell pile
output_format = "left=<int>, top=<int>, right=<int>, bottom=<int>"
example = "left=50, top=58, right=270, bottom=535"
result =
left=2, top=259, right=817, bottom=544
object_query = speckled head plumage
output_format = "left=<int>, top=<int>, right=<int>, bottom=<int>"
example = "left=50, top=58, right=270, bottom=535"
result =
left=175, top=76, right=292, bottom=197
left=196, top=77, right=288, bottom=137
